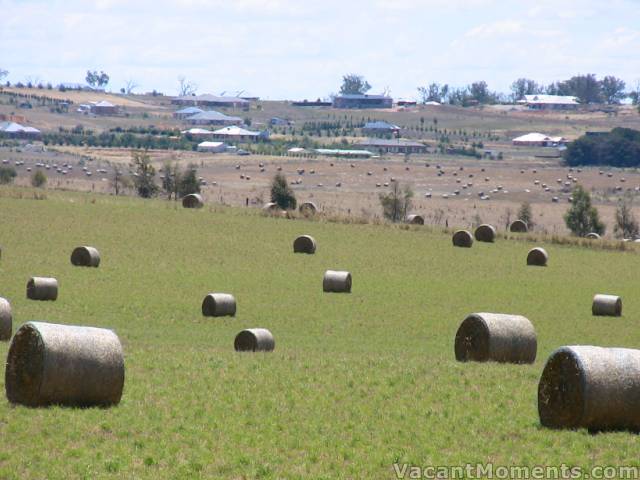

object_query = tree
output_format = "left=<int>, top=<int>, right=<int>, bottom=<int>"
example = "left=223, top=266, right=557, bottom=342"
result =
left=510, top=78, right=541, bottom=101
left=161, top=161, right=181, bottom=200
left=110, top=166, right=130, bottom=196
left=31, top=170, right=47, bottom=188
left=86, top=70, right=109, bottom=88
left=468, top=81, right=496, bottom=104
left=270, top=173, right=296, bottom=210
left=379, top=181, right=413, bottom=222
left=339, top=74, right=371, bottom=95
left=517, top=201, right=534, bottom=229
left=178, top=76, right=197, bottom=96
left=564, top=185, right=605, bottom=237
left=601, top=76, right=626, bottom=104
left=562, top=74, right=602, bottom=104
left=614, top=193, right=639, bottom=239
left=130, top=150, right=158, bottom=198
left=178, top=164, right=201, bottom=197
left=123, top=79, right=139, bottom=95
left=0, top=69, right=8, bottom=82
left=0, top=166, right=17, bottom=184
left=629, top=82, right=640, bottom=105
left=417, top=83, right=449, bottom=103
left=563, top=128, right=640, bottom=167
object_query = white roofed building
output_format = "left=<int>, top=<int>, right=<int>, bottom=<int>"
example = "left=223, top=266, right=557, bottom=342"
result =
left=211, top=126, right=268, bottom=142
left=519, top=95, right=580, bottom=110
left=512, top=133, right=567, bottom=146
left=197, top=141, right=227, bottom=153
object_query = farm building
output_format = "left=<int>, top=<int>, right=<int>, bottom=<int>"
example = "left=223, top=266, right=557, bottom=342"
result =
left=185, top=110, right=243, bottom=126
left=315, top=148, right=373, bottom=158
left=197, top=141, right=227, bottom=153
left=182, top=128, right=214, bottom=137
left=357, top=138, right=427, bottom=154
left=90, top=101, right=119, bottom=115
left=173, top=107, right=204, bottom=119
left=519, top=94, right=580, bottom=110
left=211, top=126, right=267, bottom=142
left=171, top=94, right=250, bottom=109
left=512, top=133, right=567, bottom=147
left=362, top=121, right=400, bottom=136
left=0, top=122, right=41, bottom=139
left=332, top=94, right=393, bottom=109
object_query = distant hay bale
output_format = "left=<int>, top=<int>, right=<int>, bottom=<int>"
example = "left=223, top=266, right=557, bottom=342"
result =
left=585, top=233, right=601, bottom=240
left=527, top=247, right=548, bottom=266
left=26, top=277, right=58, bottom=301
left=454, top=313, right=537, bottom=364
left=5, top=321, right=124, bottom=407
left=299, top=202, right=317, bottom=216
left=474, top=224, right=497, bottom=243
left=202, top=293, right=236, bottom=317
left=182, top=193, right=204, bottom=209
left=452, top=230, right=473, bottom=248
left=592, top=294, right=621, bottom=317
left=538, top=345, right=640, bottom=431
left=406, top=214, right=425, bottom=225
left=234, top=328, right=275, bottom=352
left=0, top=297, right=11, bottom=341
left=293, top=235, right=316, bottom=254
left=509, top=220, right=528, bottom=233
left=323, top=270, right=352, bottom=293
left=70, top=246, right=100, bottom=267
left=262, top=202, right=282, bottom=214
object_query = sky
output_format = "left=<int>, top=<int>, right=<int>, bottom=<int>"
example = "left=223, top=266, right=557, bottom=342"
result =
left=1, top=0, right=639, bottom=100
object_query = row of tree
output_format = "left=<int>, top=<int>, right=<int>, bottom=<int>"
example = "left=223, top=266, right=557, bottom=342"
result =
left=563, top=128, right=640, bottom=167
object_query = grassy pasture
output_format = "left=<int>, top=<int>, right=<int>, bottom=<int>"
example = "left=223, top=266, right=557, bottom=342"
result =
left=0, top=189, right=639, bottom=479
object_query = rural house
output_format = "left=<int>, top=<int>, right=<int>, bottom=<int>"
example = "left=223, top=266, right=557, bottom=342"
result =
left=519, top=95, right=580, bottom=110
left=173, top=107, right=204, bottom=119
left=0, top=121, right=41, bottom=139
left=181, top=128, right=215, bottom=138
left=211, top=126, right=268, bottom=142
left=362, top=121, right=400, bottom=136
left=332, top=94, right=393, bottom=109
left=512, top=133, right=567, bottom=147
left=90, top=101, right=119, bottom=115
left=185, top=110, right=243, bottom=126
left=197, top=141, right=227, bottom=153
left=357, top=138, right=427, bottom=154
left=171, top=94, right=250, bottom=109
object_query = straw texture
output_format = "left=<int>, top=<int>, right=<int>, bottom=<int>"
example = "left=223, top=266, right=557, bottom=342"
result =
left=592, top=294, right=622, bottom=316
left=323, top=270, right=352, bottom=293
left=474, top=224, right=497, bottom=242
left=234, top=328, right=275, bottom=352
left=538, top=345, right=640, bottom=431
left=5, top=321, right=125, bottom=407
left=452, top=230, right=473, bottom=248
left=70, top=246, right=101, bottom=267
left=406, top=215, right=425, bottom=225
left=182, top=193, right=204, bottom=208
left=202, top=293, right=237, bottom=317
left=293, top=235, right=317, bottom=254
left=454, top=313, right=537, bottom=364
left=0, top=297, right=11, bottom=341
left=509, top=220, right=528, bottom=232
left=26, top=277, right=58, bottom=301
left=527, top=247, right=548, bottom=266
left=585, top=233, right=601, bottom=240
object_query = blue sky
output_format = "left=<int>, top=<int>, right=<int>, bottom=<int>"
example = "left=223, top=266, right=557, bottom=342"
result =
left=1, top=0, right=639, bottom=100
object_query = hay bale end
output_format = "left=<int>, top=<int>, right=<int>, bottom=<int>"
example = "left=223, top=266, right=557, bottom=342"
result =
left=592, top=294, right=621, bottom=317
left=234, top=328, right=275, bottom=352
left=406, top=214, right=425, bottom=225
left=527, top=247, right=548, bottom=266
left=452, top=230, right=473, bottom=248
left=70, top=246, right=101, bottom=267
left=299, top=202, right=318, bottom=216
left=0, top=297, right=11, bottom=341
left=323, top=270, right=352, bottom=293
left=509, top=220, right=528, bottom=233
left=202, top=293, right=237, bottom=317
left=182, top=193, right=204, bottom=209
left=26, top=277, right=58, bottom=301
left=474, top=224, right=497, bottom=242
left=293, top=235, right=317, bottom=254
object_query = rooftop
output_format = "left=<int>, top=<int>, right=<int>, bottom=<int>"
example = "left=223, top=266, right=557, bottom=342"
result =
left=521, top=95, right=579, bottom=105
left=186, top=110, right=242, bottom=122
left=358, top=138, right=425, bottom=147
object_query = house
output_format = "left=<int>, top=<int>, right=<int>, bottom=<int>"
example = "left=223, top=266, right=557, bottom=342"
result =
left=512, top=133, right=567, bottom=147
left=0, top=122, right=41, bottom=139
left=185, top=110, right=243, bottom=126
left=396, top=100, right=417, bottom=107
left=90, top=101, right=119, bottom=115
left=171, top=94, right=250, bottom=109
left=173, top=107, right=204, bottom=119
left=357, top=138, right=427, bottom=154
left=315, top=148, right=373, bottom=158
left=0, top=114, right=26, bottom=123
left=211, top=126, right=268, bottom=142
left=362, top=121, right=400, bottom=136
left=332, top=94, right=393, bottom=109
left=197, top=141, right=227, bottom=153
left=519, top=95, right=580, bottom=110
left=182, top=128, right=215, bottom=137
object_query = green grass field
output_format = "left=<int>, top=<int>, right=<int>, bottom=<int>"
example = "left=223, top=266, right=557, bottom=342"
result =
left=0, top=188, right=639, bottom=479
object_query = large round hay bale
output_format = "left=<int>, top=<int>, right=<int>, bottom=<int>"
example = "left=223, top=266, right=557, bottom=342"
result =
left=202, top=293, right=236, bottom=317
left=509, top=219, right=528, bottom=233
left=70, top=246, right=100, bottom=267
left=585, top=232, right=601, bottom=240
left=538, top=346, right=640, bottom=431
left=527, top=247, right=548, bottom=266
left=182, top=193, right=204, bottom=209
left=234, top=328, right=275, bottom=352
left=406, top=214, right=425, bottom=225
left=299, top=201, right=318, bottom=216
left=452, top=230, right=473, bottom=248
left=263, top=202, right=279, bottom=212
left=454, top=313, right=537, bottom=364
left=293, top=235, right=316, bottom=254
left=0, top=297, right=11, bottom=341
left=5, top=321, right=124, bottom=407
left=323, top=270, right=352, bottom=293
left=26, top=277, right=58, bottom=301
left=592, top=294, right=621, bottom=316
left=474, top=224, right=497, bottom=243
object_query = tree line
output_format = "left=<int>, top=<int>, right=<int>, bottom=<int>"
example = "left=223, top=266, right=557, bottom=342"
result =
left=563, top=128, right=640, bottom=168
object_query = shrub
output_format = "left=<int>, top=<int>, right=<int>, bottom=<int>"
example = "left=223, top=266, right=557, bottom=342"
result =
left=0, top=165, right=17, bottom=184
left=270, top=173, right=296, bottom=210
left=614, top=193, right=639, bottom=239
left=31, top=170, right=47, bottom=188
left=564, top=186, right=605, bottom=237
left=379, top=181, right=413, bottom=223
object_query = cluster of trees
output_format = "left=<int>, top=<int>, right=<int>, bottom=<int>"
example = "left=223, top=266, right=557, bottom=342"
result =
left=85, top=70, right=110, bottom=89
left=42, top=130, right=198, bottom=151
left=127, top=151, right=200, bottom=199
left=563, top=128, right=640, bottom=167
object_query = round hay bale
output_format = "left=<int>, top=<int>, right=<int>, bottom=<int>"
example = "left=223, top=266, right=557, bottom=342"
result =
left=454, top=313, right=537, bottom=364
left=202, top=293, right=236, bottom=317
left=26, top=277, right=58, bottom=301
left=323, top=270, right=352, bottom=293
left=452, top=230, right=473, bottom=248
left=538, top=345, right=640, bottom=431
left=5, top=321, right=124, bottom=407
left=293, top=235, right=316, bottom=254
left=0, top=297, right=12, bottom=341
left=182, top=193, right=204, bottom=209
left=299, top=201, right=318, bottom=216
left=262, top=202, right=281, bottom=214
left=234, top=328, right=275, bottom=352
left=509, top=220, right=528, bottom=233
left=70, top=246, right=100, bottom=267
left=527, top=247, right=548, bottom=266
left=406, top=214, right=425, bottom=225
left=474, top=224, right=497, bottom=243
left=592, top=294, right=622, bottom=317
left=585, top=232, right=601, bottom=240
